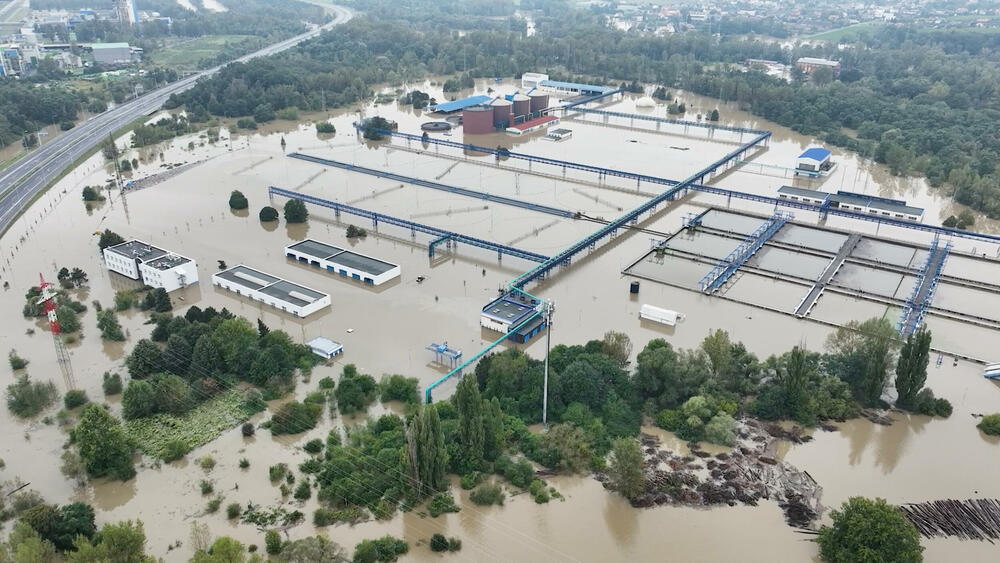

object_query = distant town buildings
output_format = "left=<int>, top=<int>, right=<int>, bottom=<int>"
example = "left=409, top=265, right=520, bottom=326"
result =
left=795, top=57, right=841, bottom=75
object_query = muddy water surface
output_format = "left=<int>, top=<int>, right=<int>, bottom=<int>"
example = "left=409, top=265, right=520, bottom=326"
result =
left=1, top=78, right=999, bottom=561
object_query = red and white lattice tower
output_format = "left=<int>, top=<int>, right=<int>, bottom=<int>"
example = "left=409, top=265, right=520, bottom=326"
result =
left=37, top=274, right=76, bottom=390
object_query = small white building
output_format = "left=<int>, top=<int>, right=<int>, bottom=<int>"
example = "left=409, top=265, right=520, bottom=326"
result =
left=639, top=304, right=681, bottom=326
left=796, top=147, right=832, bottom=173
left=285, top=239, right=400, bottom=286
left=103, top=240, right=198, bottom=292
left=307, top=337, right=343, bottom=359
left=212, top=265, right=330, bottom=318
left=520, top=72, right=549, bottom=90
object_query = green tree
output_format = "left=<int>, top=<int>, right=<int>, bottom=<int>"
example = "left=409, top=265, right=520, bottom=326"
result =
left=259, top=206, right=279, bottom=221
left=190, top=335, right=225, bottom=379
left=214, top=318, right=258, bottom=370
left=164, top=334, right=193, bottom=376
left=826, top=318, right=897, bottom=405
left=151, top=373, right=193, bottom=415
left=126, top=340, right=162, bottom=379
left=284, top=199, right=308, bottom=223
left=352, top=536, right=407, bottom=563
left=481, top=397, right=505, bottom=462
left=4, top=521, right=58, bottom=562
left=607, top=438, right=644, bottom=501
left=977, top=413, right=1000, bottom=435
left=228, top=190, right=249, bottom=210
left=817, top=497, right=923, bottom=563
left=894, top=328, right=931, bottom=410
left=600, top=331, right=632, bottom=368
left=72, top=403, right=135, bottom=480
left=265, top=530, right=282, bottom=555
left=55, top=305, right=80, bottom=333
left=191, top=536, right=247, bottom=562
left=278, top=535, right=346, bottom=562
left=96, top=309, right=125, bottom=341
left=454, top=376, right=485, bottom=472
left=98, top=230, right=125, bottom=250
left=405, top=405, right=447, bottom=496
left=122, top=380, right=157, bottom=419
left=6, top=375, right=58, bottom=417
left=780, top=346, right=813, bottom=424
left=68, top=519, right=153, bottom=562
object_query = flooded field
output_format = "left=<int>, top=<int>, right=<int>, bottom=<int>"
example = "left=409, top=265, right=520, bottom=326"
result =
left=1, top=78, right=1000, bottom=561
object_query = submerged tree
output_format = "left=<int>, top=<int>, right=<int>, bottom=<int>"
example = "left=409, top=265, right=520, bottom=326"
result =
left=72, top=403, right=135, bottom=481
left=405, top=405, right=447, bottom=496
left=228, top=190, right=249, bottom=210
left=284, top=199, right=308, bottom=223
left=894, top=328, right=931, bottom=410
left=454, top=376, right=485, bottom=472
left=607, top=437, right=644, bottom=501
left=817, top=497, right=923, bottom=563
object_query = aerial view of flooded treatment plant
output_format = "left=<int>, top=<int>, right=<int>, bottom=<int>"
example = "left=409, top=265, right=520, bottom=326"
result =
left=5, top=66, right=1000, bottom=561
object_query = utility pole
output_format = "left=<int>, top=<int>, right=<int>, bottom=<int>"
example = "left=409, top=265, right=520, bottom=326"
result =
left=542, top=299, right=554, bottom=428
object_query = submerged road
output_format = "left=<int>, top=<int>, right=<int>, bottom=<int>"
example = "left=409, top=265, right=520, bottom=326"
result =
left=0, top=4, right=353, bottom=237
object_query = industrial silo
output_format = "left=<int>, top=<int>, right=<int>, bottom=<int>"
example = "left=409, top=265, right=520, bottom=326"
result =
left=461, top=105, right=495, bottom=134
left=511, top=93, right=531, bottom=118
left=528, top=91, right=549, bottom=113
left=489, top=98, right=513, bottom=128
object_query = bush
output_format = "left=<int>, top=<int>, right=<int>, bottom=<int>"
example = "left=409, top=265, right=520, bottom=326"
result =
left=206, top=497, right=222, bottom=513
left=162, top=439, right=189, bottom=462
left=318, top=376, right=335, bottom=390
left=269, top=463, right=288, bottom=482
left=460, top=472, right=483, bottom=490
left=427, top=493, right=459, bottom=517
left=102, top=372, right=122, bottom=395
left=469, top=483, right=504, bottom=506
left=429, top=534, right=448, bottom=552
left=55, top=305, right=81, bottom=333
left=229, top=190, right=249, bottom=210
left=269, top=401, right=322, bottom=434
left=63, top=389, right=88, bottom=409
left=284, top=199, right=308, bottom=223
left=239, top=458, right=250, bottom=469
left=978, top=413, right=1000, bottom=435
left=346, top=224, right=367, bottom=238
left=242, top=422, right=256, bottom=436
left=294, top=480, right=311, bottom=500
left=200, top=480, right=214, bottom=495
left=6, top=375, right=58, bottom=417
left=198, top=456, right=216, bottom=471
left=316, top=121, right=336, bottom=134
left=259, top=206, right=279, bottom=222
left=236, top=117, right=257, bottom=130
left=8, top=350, right=28, bottom=370
left=313, top=506, right=364, bottom=526
left=265, top=529, right=282, bottom=555
left=495, top=456, right=535, bottom=489
left=226, top=502, right=241, bottom=519
left=655, top=409, right=683, bottom=431
left=913, top=388, right=953, bottom=418
left=529, top=479, right=549, bottom=503
left=335, top=365, right=377, bottom=414
left=352, top=535, right=408, bottom=563
left=300, top=458, right=321, bottom=474
left=378, top=374, right=419, bottom=404
left=303, top=438, right=324, bottom=454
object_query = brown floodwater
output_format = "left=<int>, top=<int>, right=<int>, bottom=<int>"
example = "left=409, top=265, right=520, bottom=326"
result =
left=1, top=78, right=998, bottom=561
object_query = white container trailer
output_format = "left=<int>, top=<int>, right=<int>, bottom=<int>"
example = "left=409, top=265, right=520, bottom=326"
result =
left=639, top=304, right=681, bottom=326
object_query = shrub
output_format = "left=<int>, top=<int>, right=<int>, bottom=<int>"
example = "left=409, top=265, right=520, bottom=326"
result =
left=293, top=480, right=311, bottom=500
left=198, top=456, right=216, bottom=471
left=378, top=374, right=419, bottom=404
left=206, top=497, right=222, bottom=513
left=259, top=206, right=279, bottom=222
left=229, top=190, right=249, bottom=210
left=102, top=372, right=122, bottom=395
left=495, top=456, right=535, bottom=489
left=269, top=463, right=288, bottom=482
left=200, top=480, right=214, bottom=495
left=303, top=439, right=324, bottom=454
left=429, top=534, right=448, bottom=552
left=300, top=458, right=321, bottom=474
left=335, top=365, right=377, bottom=414
left=978, top=413, right=1000, bottom=436
left=313, top=506, right=365, bottom=526
left=242, top=422, right=256, bottom=436
left=352, top=535, right=408, bottom=563
left=6, top=375, right=58, bottom=417
left=318, top=376, right=335, bottom=390
left=460, top=472, right=483, bottom=490
left=265, top=530, right=282, bottom=555
left=269, top=401, right=322, bottom=434
left=226, top=502, right=241, bottom=519
left=236, top=117, right=257, bottom=130
left=469, top=484, right=504, bottom=506
left=63, top=389, right=89, bottom=409
left=427, top=493, right=459, bottom=517
left=447, top=538, right=461, bottom=552
left=346, top=224, right=367, bottom=238
left=162, top=440, right=189, bottom=462
left=82, top=186, right=104, bottom=202
left=913, top=388, right=953, bottom=418
left=316, top=122, right=336, bottom=134
left=239, top=458, right=250, bottom=469
left=8, top=350, right=28, bottom=370
left=529, top=479, right=549, bottom=504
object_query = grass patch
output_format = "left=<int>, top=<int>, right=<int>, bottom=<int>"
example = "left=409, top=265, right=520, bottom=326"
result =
left=124, top=390, right=259, bottom=459
left=151, top=35, right=256, bottom=68
left=805, top=22, right=882, bottom=42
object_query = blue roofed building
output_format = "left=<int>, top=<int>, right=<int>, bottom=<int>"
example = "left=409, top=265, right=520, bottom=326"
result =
left=796, top=147, right=832, bottom=173
left=428, top=95, right=493, bottom=113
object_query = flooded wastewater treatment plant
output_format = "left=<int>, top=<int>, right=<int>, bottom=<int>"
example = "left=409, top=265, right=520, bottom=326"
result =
left=2, top=75, right=1000, bottom=562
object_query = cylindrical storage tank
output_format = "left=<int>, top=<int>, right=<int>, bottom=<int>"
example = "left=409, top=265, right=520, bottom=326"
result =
left=461, top=105, right=494, bottom=134
left=511, top=93, right=530, bottom=118
left=630, top=281, right=640, bottom=294
left=489, top=98, right=513, bottom=128
left=529, top=92, right=549, bottom=113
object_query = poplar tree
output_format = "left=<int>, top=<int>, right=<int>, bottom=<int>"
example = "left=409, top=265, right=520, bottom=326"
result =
left=405, top=406, right=446, bottom=496
left=894, top=328, right=932, bottom=409
left=454, top=376, right=485, bottom=472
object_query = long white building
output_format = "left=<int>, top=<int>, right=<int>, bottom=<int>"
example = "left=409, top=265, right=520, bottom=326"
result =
left=212, top=265, right=330, bottom=318
left=284, top=239, right=400, bottom=286
left=103, top=240, right=198, bottom=292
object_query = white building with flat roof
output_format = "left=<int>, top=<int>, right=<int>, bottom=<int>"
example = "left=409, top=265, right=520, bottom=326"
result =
left=285, top=239, right=400, bottom=286
left=212, top=265, right=330, bottom=317
left=103, top=240, right=198, bottom=292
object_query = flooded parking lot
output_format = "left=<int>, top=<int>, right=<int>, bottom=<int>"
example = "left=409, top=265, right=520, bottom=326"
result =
left=2, top=79, right=1000, bottom=561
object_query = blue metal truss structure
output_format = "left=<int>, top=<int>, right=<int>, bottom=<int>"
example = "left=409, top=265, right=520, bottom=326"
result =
left=566, top=106, right=769, bottom=136
left=697, top=212, right=792, bottom=293
left=561, top=87, right=626, bottom=109
left=267, top=187, right=550, bottom=263
left=287, top=153, right=577, bottom=219
left=897, top=236, right=953, bottom=336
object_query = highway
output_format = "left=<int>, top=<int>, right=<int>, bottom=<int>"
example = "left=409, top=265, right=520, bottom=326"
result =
left=0, top=4, right=352, bottom=237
